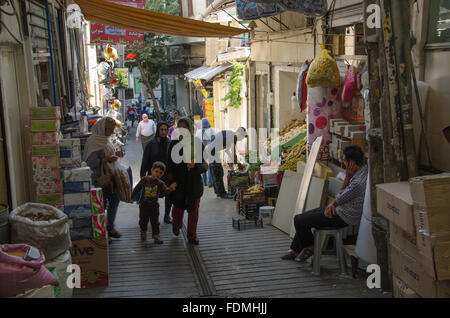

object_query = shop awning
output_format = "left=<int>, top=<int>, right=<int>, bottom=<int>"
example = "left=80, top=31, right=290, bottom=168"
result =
left=74, top=0, right=245, bottom=38
left=185, top=63, right=233, bottom=81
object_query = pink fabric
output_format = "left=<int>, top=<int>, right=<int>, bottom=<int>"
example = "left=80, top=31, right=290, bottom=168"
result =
left=342, top=67, right=357, bottom=103
left=0, top=244, right=58, bottom=298
left=172, top=199, right=200, bottom=239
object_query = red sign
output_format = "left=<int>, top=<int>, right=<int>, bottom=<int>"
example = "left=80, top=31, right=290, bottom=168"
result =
left=90, top=0, right=146, bottom=47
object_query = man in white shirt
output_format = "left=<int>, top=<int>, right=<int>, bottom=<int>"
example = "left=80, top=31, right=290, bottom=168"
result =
left=136, top=114, right=156, bottom=150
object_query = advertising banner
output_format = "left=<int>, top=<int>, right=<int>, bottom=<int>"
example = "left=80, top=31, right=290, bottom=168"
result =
left=204, top=98, right=215, bottom=128
left=90, top=0, right=146, bottom=46
left=115, top=68, right=129, bottom=88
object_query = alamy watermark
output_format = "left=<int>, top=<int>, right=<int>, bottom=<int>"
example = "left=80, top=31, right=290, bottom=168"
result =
left=366, top=4, right=381, bottom=29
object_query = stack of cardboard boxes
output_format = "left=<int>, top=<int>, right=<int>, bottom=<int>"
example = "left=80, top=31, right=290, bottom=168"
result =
left=63, top=164, right=109, bottom=288
left=30, top=107, right=64, bottom=210
left=329, top=119, right=365, bottom=163
left=377, top=174, right=450, bottom=298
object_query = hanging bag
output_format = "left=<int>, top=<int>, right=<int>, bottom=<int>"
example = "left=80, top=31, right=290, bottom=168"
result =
left=95, top=161, right=114, bottom=199
left=306, top=45, right=341, bottom=88
left=342, top=66, right=357, bottom=102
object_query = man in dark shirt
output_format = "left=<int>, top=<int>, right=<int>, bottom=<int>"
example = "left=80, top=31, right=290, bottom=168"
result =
left=207, top=127, right=247, bottom=198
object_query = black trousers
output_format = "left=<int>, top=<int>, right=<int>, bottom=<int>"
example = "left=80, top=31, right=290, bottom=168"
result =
left=164, top=195, right=172, bottom=219
left=139, top=205, right=160, bottom=235
left=290, top=207, right=348, bottom=253
left=210, top=163, right=226, bottom=196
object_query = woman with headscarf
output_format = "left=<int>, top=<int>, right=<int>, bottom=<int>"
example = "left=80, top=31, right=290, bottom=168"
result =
left=83, top=117, right=123, bottom=239
left=195, top=118, right=215, bottom=187
left=140, top=121, right=173, bottom=224
left=167, top=117, right=208, bottom=245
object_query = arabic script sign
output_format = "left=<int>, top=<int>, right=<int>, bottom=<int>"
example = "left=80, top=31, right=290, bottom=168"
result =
left=90, top=0, right=145, bottom=47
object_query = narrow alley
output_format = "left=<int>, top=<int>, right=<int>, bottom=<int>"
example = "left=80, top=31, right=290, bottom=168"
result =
left=73, top=128, right=388, bottom=298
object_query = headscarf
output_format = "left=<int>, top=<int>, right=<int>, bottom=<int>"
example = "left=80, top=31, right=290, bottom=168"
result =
left=201, top=117, right=211, bottom=130
left=155, top=121, right=169, bottom=139
left=154, top=121, right=170, bottom=165
left=82, top=117, right=116, bottom=161
left=177, top=117, right=195, bottom=161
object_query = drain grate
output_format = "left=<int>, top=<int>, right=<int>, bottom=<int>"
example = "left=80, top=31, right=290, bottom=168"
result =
left=182, top=225, right=217, bottom=297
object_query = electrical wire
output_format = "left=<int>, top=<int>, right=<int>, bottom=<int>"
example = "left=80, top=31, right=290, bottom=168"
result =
left=0, top=20, right=22, bottom=44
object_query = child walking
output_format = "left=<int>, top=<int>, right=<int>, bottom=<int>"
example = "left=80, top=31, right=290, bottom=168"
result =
left=131, top=162, right=176, bottom=244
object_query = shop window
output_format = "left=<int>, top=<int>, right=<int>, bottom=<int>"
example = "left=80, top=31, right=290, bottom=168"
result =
left=428, top=0, right=450, bottom=44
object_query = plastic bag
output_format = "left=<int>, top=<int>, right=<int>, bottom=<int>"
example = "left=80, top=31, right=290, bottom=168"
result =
left=9, top=203, right=71, bottom=260
left=0, top=243, right=59, bottom=298
left=342, top=67, right=357, bottom=102
left=45, top=251, right=72, bottom=298
left=306, top=45, right=341, bottom=88
left=106, top=161, right=132, bottom=203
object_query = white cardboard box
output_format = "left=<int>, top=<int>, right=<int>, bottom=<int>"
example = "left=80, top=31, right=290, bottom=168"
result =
left=377, top=182, right=415, bottom=236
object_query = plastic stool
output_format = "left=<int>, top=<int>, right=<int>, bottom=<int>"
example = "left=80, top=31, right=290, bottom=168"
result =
left=311, top=227, right=348, bottom=276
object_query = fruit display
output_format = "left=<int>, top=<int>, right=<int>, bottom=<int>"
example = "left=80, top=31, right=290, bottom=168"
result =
left=279, top=138, right=307, bottom=172
left=248, top=184, right=264, bottom=193
left=267, top=119, right=306, bottom=149
left=279, top=158, right=304, bottom=172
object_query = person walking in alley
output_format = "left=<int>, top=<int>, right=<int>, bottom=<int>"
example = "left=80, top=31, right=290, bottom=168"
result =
left=196, top=118, right=215, bottom=188
left=168, top=113, right=180, bottom=140
left=281, top=145, right=368, bottom=262
left=206, top=127, right=247, bottom=198
left=136, top=113, right=156, bottom=151
left=167, top=117, right=208, bottom=245
left=140, top=121, right=173, bottom=224
left=132, top=162, right=177, bottom=244
left=83, top=117, right=124, bottom=240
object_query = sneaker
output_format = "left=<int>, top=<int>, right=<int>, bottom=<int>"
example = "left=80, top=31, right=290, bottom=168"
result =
left=172, top=228, right=180, bottom=236
left=140, top=231, right=147, bottom=241
left=153, top=235, right=164, bottom=244
left=188, top=238, right=199, bottom=245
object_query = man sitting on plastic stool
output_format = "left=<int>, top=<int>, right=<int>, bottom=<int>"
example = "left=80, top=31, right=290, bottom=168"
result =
left=281, top=145, right=368, bottom=262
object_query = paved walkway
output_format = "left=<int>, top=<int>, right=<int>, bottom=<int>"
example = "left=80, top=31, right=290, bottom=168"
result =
left=74, top=127, right=391, bottom=298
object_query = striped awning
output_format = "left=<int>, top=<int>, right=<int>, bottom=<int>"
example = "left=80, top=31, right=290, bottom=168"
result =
left=74, top=0, right=245, bottom=38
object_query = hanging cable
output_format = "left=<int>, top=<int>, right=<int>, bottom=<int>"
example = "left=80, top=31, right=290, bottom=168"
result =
left=0, top=20, right=22, bottom=44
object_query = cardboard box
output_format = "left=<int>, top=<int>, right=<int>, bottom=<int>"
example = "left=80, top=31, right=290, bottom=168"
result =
left=30, top=119, right=60, bottom=132
left=63, top=167, right=92, bottom=183
left=32, top=156, right=59, bottom=170
left=390, top=244, right=450, bottom=298
left=30, top=107, right=61, bottom=119
left=64, top=204, right=92, bottom=219
left=59, top=138, right=80, bottom=148
left=392, top=274, right=421, bottom=298
left=31, top=132, right=61, bottom=145
left=36, top=179, right=62, bottom=195
left=32, top=168, right=60, bottom=184
left=377, top=182, right=415, bottom=235
left=409, top=174, right=450, bottom=234
left=389, top=223, right=436, bottom=279
left=32, top=144, right=59, bottom=157
left=64, top=192, right=92, bottom=206
left=70, top=227, right=94, bottom=241
left=37, top=193, right=63, bottom=206
left=68, top=216, right=93, bottom=229
left=63, top=181, right=91, bottom=194
left=70, top=239, right=109, bottom=288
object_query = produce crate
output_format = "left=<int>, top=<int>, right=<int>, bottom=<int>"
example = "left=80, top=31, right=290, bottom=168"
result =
left=236, top=186, right=266, bottom=216
left=232, top=214, right=263, bottom=231
left=227, top=172, right=249, bottom=194
left=241, top=203, right=264, bottom=220
left=271, top=132, right=307, bottom=155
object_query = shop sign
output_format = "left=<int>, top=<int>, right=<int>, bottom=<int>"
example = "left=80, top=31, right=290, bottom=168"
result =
left=204, top=98, right=215, bottom=128
left=90, top=0, right=145, bottom=47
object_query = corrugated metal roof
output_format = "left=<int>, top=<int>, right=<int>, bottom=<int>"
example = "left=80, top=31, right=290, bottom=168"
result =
left=184, top=63, right=233, bottom=81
